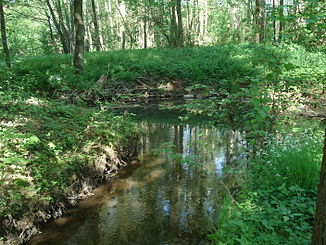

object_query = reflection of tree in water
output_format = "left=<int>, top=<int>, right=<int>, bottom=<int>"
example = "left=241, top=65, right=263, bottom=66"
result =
left=30, top=118, right=246, bottom=245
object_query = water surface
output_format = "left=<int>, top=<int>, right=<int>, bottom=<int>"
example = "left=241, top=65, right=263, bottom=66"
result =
left=27, top=108, right=246, bottom=245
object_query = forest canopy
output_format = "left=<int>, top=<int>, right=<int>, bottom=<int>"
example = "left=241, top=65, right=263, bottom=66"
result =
left=0, top=0, right=325, bottom=59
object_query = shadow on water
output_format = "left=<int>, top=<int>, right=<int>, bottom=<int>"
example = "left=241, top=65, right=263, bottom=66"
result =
left=26, top=102, right=247, bottom=245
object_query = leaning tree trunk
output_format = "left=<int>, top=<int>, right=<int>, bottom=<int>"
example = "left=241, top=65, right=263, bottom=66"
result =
left=0, top=2, right=11, bottom=68
left=46, top=0, right=70, bottom=54
left=311, top=128, right=326, bottom=245
left=56, top=0, right=71, bottom=52
left=73, top=0, right=84, bottom=73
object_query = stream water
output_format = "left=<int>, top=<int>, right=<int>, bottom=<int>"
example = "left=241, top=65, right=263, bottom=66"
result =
left=27, top=105, right=246, bottom=245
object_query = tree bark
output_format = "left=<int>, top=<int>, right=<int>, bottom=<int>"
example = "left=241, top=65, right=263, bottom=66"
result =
left=0, top=2, right=11, bottom=68
left=56, top=0, right=71, bottom=51
left=255, top=0, right=265, bottom=43
left=46, top=12, right=58, bottom=53
left=279, top=0, right=284, bottom=41
left=143, top=2, right=148, bottom=49
left=176, top=0, right=183, bottom=47
left=273, top=0, right=276, bottom=42
left=170, top=1, right=177, bottom=47
left=311, top=129, right=326, bottom=245
left=91, top=0, right=101, bottom=51
left=73, top=0, right=84, bottom=73
left=121, top=31, right=126, bottom=49
left=46, top=0, right=70, bottom=53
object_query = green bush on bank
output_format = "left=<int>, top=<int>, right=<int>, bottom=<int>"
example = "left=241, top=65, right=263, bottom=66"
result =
left=209, top=129, right=323, bottom=245
left=3, top=44, right=325, bottom=98
left=0, top=91, right=138, bottom=228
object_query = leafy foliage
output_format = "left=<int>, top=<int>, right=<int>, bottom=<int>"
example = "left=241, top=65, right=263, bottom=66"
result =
left=3, top=44, right=325, bottom=101
left=209, top=129, right=324, bottom=245
left=0, top=90, right=138, bottom=224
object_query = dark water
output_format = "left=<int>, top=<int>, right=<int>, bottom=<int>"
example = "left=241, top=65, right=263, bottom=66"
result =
left=27, top=108, right=246, bottom=245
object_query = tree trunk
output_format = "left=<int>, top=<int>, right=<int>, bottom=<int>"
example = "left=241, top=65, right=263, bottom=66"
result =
left=84, top=6, right=92, bottom=52
left=273, top=0, right=276, bottom=42
left=170, top=1, right=177, bottom=47
left=311, top=129, right=326, bottom=245
left=143, top=2, right=148, bottom=49
left=91, top=0, right=101, bottom=51
left=46, top=13, right=58, bottom=53
left=176, top=0, right=183, bottom=47
left=73, top=0, right=84, bottom=73
left=46, top=0, right=70, bottom=53
left=255, top=0, right=265, bottom=43
left=121, top=31, right=126, bottom=49
left=0, top=2, right=11, bottom=68
left=170, top=0, right=183, bottom=47
left=143, top=16, right=147, bottom=49
left=56, top=0, right=71, bottom=52
left=279, top=0, right=284, bottom=41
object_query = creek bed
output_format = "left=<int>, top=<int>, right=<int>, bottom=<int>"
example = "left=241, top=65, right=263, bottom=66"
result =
left=27, top=105, right=246, bottom=245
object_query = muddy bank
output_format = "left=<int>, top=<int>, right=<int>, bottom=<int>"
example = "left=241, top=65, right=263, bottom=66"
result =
left=1, top=139, right=138, bottom=245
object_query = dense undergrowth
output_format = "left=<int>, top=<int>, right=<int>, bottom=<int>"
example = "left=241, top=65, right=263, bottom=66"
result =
left=0, top=90, right=138, bottom=241
left=209, top=128, right=324, bottom=245
left=2, top=44, right=325, bottom=102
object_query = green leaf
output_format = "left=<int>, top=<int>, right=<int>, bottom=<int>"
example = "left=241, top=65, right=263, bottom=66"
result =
left=27, top=135, right=40, bottom=144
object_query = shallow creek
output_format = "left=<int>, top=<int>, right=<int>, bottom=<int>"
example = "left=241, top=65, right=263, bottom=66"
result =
left=27, top=106, right=246, bottom=245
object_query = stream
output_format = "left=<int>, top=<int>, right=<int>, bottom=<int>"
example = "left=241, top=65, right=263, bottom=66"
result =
left=27, top=104, right=246, bottom=245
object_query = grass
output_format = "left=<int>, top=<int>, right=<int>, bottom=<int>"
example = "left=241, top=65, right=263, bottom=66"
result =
left=2, top=44, right=325, bottom=100
left=209, top=128, right=324, bottom=245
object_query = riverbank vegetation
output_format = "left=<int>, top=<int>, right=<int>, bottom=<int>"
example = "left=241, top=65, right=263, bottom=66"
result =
left=0, top=89, right=138, bottom=243
left=209, top=128, right=324, bottom=245
left=1, top=0, right=326, bottom=244
left=4, top=44, right=326, bottom=103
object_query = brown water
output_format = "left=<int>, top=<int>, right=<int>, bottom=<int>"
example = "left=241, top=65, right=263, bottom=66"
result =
left=27, top=111, right=246, bottom=245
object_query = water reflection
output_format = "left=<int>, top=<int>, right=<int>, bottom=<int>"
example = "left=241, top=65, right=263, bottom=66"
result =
left=27, top=117, right=245, bottom=245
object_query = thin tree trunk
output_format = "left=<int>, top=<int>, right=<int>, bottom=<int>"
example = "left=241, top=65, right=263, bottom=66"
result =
left=115, top=1, right=135, bottom=49
left=273, top=0, right=276, bottom=42
left=56, top=0, right=71, bottom=52
left=91, top=0, right=101, bottom=51
left=143, top=2, right=147, bottom=49
left=46, top=12, right=58, bottom=53
left=255, top=0, right=265, bottom=43
left=279, top=0, right=284, bottom=41
left=70, top=0, right=75, bottom=51
left=73, top=0, right=84, bottom=73
left=46, top=0, right=70, bottom=53
left=84, top=5, right=92, bottom=52
left=63, top=0, right=73, bottom=51
left=255, top=0, right=260, bottom=43
left=122, top=31, right=126, bottom=49
left=0, top=2, right=10, bottom=68
left=311, top=129, right=326, bottom=245
left=176, top=0, right=183, bottom=47
left=144, top=16, right=147, bottom=49
left=170, top=0, right=177, bottom=47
